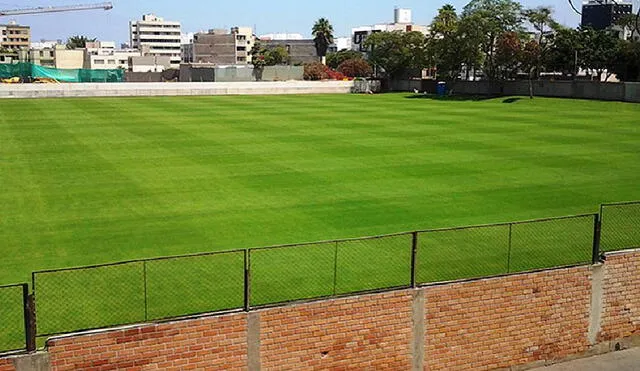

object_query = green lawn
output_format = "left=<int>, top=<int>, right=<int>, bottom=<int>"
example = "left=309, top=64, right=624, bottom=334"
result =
left=2, top=94, right=640, bottom=346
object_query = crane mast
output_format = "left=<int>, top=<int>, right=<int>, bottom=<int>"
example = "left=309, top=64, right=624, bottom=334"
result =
left=0, top=2, right=113, bottom=17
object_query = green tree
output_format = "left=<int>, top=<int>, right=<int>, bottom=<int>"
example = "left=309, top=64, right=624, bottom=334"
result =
left=312, top=18, right=334, bottom=61
left=522, top=6, right=558, bottom=78
left=251, top=42, right=290, bottom=67
left=364, top=31, right=429, bottom=81
left=462, top=0, right=524, bottom=79
left=431, top=4, right=458, bottom=37
left=545, top=26, right=580, bottom=78
left=610, top=41, right=640, bottom=81
left=265, top=46, right=289, bottom=66
left=66, top=35, right=96, bottom=49
left=429, top=4, right=466, bottom=80
left=578, top=27, right=619, bottom=81
left=326, top=49, right=362, bottom=69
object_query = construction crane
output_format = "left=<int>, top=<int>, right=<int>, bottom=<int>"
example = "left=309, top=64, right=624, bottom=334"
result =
left=0, top=2, right=113, bottom=17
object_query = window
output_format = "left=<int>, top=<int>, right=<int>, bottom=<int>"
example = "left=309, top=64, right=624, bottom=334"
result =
left=94, top=59, right=105, bottom=64
left=119, top=60, right=127, bottom=64
left=108, top=60, right=116, bottom=64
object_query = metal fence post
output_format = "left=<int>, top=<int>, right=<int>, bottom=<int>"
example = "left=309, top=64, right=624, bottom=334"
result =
left=592, top=213, right=602, bottom=264
left=333, top=242, right=339, bottom=296
left=411, top=232, right=418, bottom=288
left=143, top=261, right=148, bottom=321
left=507, top=224, right=513, bottom=274
left=23, top=285, right=36, bottom=352
left=244, top=250, right=251, bottom=312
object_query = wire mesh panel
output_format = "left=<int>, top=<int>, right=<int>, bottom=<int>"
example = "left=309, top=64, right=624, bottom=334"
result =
left=509, top=215, right=594, bottom=273
left=145, top=251, right=245, bottom=320
left=601, top=202, right=640, bottom=252
left=250, top=242, right=335, bottom=307
left=0, top=284, right=25, bottom=353
left=335, top=234, right=412, bottom=295
left=416, top=225, right=510, bottom=284
left=34, top=262, right=145, bottom=337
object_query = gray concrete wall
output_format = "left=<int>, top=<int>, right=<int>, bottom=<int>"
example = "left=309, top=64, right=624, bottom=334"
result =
left=0, top=81, right=355, bottom=99
left=399, top=79, right=640, bottom=103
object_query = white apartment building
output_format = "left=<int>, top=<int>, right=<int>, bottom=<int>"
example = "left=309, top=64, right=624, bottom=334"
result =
left=130, top=14, right=181, bottom=68
left=352, top=8, right=429, bottom=52
left=84, top=41, right=142, bottom=70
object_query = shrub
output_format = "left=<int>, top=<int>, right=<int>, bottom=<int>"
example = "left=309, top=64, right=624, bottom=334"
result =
left=304, top=62, right=328, bottom=80
left=337, top=59, right=373, bottom=78
left=304, top=62, right=350, bottom=81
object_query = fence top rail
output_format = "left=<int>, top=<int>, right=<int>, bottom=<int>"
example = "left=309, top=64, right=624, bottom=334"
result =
left=600, top=200, right=640, bottom=207
left=248, top=231, right=413, bottom=252
left=29, top=212, right=602, bottom=278
left=0, top=283, right=27, bottom=290
left=415, top=213, right=597, bottom=234
left=31, top=248, right=247, bottom=276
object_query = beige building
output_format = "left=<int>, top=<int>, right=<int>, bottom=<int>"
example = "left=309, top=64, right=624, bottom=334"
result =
left=1, top=22, right=30, bottom=51
left=84, top=41, right=141, bottom=70
left=192, top=26, right=254, bottom=65
left=130, top=14, right=181, bottom=68
left=29, top=48, right=55, bottom=67
left=54, top=45, right=84, bottom=69
left=352, top=8, right=429, bottom=52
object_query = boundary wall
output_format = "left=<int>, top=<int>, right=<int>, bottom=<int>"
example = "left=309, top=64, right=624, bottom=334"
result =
left=412, top=80, right=640, bottom=103
left=1, top=249, right=638, bottom=371
left=0, top=81, right=354, bottom=99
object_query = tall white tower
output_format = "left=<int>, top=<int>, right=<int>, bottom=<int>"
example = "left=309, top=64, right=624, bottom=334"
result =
left=394, top=8, right=412, bottom=24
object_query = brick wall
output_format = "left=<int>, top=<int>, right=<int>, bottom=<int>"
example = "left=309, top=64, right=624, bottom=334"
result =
left=1, top=250, right=637, bottom=371
left=0, top=358, right=15, bottom=371
left=259, top=290, right=413, bottom=370
left=47, top=313, right=247, bottom=371
left=425, top=266, right=592, bottom=370
left=598, top=250, right=640, bottom=342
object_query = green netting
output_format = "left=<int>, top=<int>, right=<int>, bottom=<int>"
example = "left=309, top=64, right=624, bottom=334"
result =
left=0, top=62, right=123, bottom=82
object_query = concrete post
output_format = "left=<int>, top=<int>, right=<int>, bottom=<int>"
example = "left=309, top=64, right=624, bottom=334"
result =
left=412, top=289, right=425, bottom=371
left=11, top=353, right=50, bottom=371
left=588, top=263, right=605, bottom=345
left=248, top=312, right=261, bottom=371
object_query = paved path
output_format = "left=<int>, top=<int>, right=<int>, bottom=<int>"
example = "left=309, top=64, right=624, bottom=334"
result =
left=535, top=348, right=640, bottom=371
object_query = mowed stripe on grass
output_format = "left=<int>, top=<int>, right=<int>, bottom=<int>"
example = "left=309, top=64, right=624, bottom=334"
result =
left=2, top=93, right=640, bottom=344
left=2, top=94, right=639, bottom=287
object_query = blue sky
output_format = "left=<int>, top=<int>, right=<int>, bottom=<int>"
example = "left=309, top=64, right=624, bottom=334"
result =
left=2, top=0, right=586, bottom=44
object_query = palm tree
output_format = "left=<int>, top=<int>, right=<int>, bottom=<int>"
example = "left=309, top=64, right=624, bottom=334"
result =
left=66, top=35, right=96, bottom=50
left=312, top=18, right=334, bottom=64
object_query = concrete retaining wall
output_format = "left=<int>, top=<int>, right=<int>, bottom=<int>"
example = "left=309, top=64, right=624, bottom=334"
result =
left=0, top=81, right=355, bottom=99
left=414, top=80, right=640, bottom=103
left=2, top=249, right=637, bottom=371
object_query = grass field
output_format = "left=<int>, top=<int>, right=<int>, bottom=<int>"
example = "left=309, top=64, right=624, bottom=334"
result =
left=1, top=93, right=640, bottom=347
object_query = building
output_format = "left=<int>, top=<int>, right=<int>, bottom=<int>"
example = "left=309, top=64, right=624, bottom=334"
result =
left=181, top=32, right=194, bottom=63
left=84, top=41, right=142, bottom=70
left=29, top=47, right=55, bottom=67
left=260, top=38, right=319, bottom=65
left=352, top=8, right=429, bottom=53
left=1, top=21, right=30, bottom=51
left=333, top=37, right=352, bottom=52
left=259, top=33, right=304, bottom=40
left=130, top=14, right=181, bottom=68
left=54, top=45, right=84, bottom=69
left=129, top=55, right=172, bottom=72
left=192, top=27, right=254, bottom=65
left=581, top=0, right=633, bottom=30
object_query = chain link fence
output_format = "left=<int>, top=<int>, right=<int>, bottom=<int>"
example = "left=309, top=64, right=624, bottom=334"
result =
left=416, top=215, right=595, bottom=284
left=5, top=202, right=636, bottom=347
left=0, top=284, right=26, bottom=354
left=600, top=202, right=640, bottom=252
